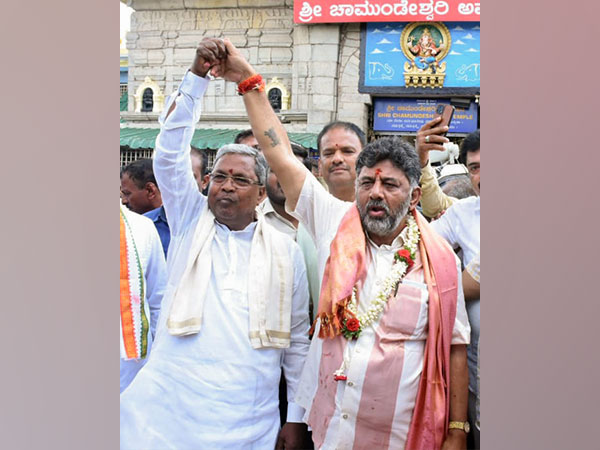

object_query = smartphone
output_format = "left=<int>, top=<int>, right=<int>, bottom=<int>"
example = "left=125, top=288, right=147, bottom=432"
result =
left=433, top=104, right=455, bottom=136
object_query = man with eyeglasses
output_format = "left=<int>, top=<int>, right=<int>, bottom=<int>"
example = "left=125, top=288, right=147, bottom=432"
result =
left=120, top=38, right=311, bottom=450
left=416, top=125, right=481, bottom=449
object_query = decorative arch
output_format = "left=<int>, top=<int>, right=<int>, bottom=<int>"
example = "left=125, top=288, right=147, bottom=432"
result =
left=265, top=77, right=290, bottom=112
left=134, top=77, right=165, bottom=113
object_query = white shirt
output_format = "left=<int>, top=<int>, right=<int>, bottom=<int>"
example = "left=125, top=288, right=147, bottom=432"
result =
left=431, top=195, right=480, bottom=268
left=431, top=195, right=480, bottom=395
left=291, top=175, right=470, bottom=449
left=120, top=205, right=167, bottom=393
left=120, top=71, right=310, bottom=450
left=258, top=198, right=297, bottom=240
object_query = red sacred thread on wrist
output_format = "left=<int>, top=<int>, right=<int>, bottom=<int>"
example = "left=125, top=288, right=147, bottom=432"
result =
left=237, top=74, right=265, bottom=96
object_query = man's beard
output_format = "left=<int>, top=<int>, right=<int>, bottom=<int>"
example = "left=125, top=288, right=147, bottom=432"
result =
left=358, top=193, right=412, bottom=238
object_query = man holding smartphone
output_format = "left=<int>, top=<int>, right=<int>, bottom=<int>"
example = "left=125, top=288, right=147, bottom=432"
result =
left=416, top=119, right=479, bottom=217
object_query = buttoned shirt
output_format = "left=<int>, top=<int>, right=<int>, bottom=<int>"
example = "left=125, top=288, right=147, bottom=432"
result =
left=292, top=174, right=470, bottom=449
left=143, top=205, right=170, bottom=259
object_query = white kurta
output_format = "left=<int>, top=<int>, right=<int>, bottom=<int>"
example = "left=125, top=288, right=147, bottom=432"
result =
left=291, top=174, right=470, bottom=449
left=120, top=71, right=310, bottom=450
left=120, top=205, right=167, bottom=393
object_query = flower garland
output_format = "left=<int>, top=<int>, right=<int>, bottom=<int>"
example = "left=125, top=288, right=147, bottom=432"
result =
left=333, top=214, right=420, bottom=381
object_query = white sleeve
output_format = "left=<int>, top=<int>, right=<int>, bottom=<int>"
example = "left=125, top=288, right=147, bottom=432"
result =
left=153, top=71, right=209, bottom=237
left=430, top=204, right=459, bottom=249
left=451, top=254, right=471, bottom=345
left=282, top=242, right=311, bottom=423
left=287, top=173, right=351, bottom=248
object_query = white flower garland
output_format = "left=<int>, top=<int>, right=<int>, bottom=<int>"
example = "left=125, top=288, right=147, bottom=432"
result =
left=347, top=214, right=420, bottom=329
left=333, top=214, right=420, bottom=381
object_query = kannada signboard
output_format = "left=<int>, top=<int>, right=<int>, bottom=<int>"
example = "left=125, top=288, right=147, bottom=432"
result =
left=373, top=98, right=478, bottom=133
left=294, top=0, right=480, bottom=24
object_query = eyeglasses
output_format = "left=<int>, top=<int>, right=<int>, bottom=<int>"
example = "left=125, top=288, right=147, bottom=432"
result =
left=209, top=172, right=262, bottom=188
left=467, top=163, right=480, bottom=175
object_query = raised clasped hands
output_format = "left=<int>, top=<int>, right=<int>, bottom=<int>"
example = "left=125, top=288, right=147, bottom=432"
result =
left=190, top=37, right=255, bottom=83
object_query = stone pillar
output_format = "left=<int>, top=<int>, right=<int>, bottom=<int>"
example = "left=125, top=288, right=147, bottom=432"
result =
left=295, top=24, right=341, bottom=133
left=337, top=24, right=371, bottom=133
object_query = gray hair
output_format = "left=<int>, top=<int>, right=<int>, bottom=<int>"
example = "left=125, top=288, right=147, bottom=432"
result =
left=214, top=144, right=267, bottom=185
left=440, top=175, right=477, bottom=199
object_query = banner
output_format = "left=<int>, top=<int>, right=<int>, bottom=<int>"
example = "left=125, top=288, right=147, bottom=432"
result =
left=373, top=98, right=478, bottom=133
left=294, top=0, right=480, bottom=24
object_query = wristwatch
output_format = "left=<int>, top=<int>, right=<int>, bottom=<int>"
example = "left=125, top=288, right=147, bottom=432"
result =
left=448, top=421, right=470, bottom=433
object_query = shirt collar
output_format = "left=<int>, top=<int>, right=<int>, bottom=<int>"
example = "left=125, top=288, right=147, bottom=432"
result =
left=366, top=224, right=409, bottom=251
left=158, top=205, right=168, bottom=221
left=258, top=198, right=276, bottom=216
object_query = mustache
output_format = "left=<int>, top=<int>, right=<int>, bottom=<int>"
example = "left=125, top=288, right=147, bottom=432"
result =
left=215, top=194, right=237, bottom=202
left=329, top=163, right=349, bottom=172
left=365, top=199, right=391, bottom=215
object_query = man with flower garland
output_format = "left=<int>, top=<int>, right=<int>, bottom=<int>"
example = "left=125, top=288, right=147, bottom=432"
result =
left=205, top=38, right=471, bottom=449
left=203, top=41, right=470, bottom=449
left=292, top=139, right=472, bottom=450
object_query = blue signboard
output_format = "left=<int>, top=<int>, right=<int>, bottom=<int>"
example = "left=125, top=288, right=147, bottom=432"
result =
left=373, top=98, right=478, bottom=133
left=364, top=21, right=480, bottom=88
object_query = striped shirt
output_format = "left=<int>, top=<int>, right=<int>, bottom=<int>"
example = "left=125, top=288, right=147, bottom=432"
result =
left=291, top=174, right=470, bottom=449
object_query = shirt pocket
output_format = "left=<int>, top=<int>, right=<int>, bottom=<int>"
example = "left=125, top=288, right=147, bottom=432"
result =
left=378, top=281, right=429, bottom=342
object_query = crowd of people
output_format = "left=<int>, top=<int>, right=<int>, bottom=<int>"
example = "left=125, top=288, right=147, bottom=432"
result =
left=119, top=37, right=480, bottom=450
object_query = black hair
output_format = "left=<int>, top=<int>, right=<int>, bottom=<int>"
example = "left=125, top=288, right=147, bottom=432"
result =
left=458, top=129, right=480, bottom=164
left=317, top=121, right=366, bottom=153
left=355, top=136, right=421, bottom=187
left=120, top=158, right=157, bottom=190
left=234, top=129, right=254, bottom=144
left=190, top=146, right=209, bottom=177
left=291, top=143, right=312, bottom=171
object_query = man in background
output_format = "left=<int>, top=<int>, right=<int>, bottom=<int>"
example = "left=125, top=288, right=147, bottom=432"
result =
left=234, top=128, right=260, bottom=149
left=259, top=143, right=321, bottom=315
left=417, top=123, right=481, bottom=449
left=190, top=146, right=209, bottom=194
left=120, top=158, right=170, bottom=258
left=316, top=121, right=366, bottom=202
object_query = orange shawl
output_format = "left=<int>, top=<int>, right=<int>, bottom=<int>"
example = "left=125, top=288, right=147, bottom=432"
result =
left=315, top=206, right=458, bottom=449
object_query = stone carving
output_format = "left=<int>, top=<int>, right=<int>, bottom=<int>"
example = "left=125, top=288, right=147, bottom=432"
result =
left=142, top=88, right=154, bottom=112
left=134, top=77, right=165, bottom=113
left=266, top=77, right=290, bottom=111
